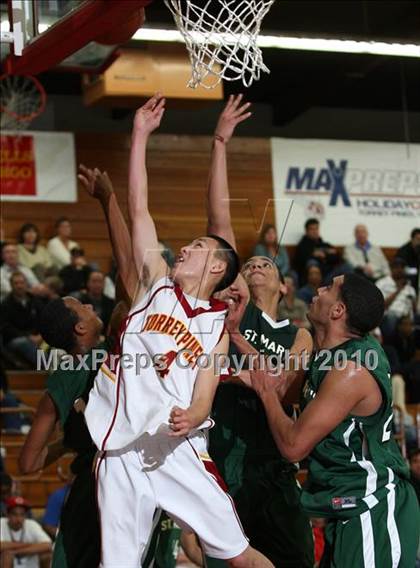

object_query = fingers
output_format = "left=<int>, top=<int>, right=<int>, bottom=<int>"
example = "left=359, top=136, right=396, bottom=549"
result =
left=78, top=164, right=96, bottom=193
left=168, top=406, right=190, bottom=436
left=230, top=93, right=243, bottom=110
left=79, top=164, right=94, bottom=180
left=232, top=101, right=251, bottom=118
left=168, top=428, right=187, bottom=437
left=142, top=92, right=163, bottom=111
left=79, top=164, right=90, bottom=175
left=153, top=98, right=166, bottom=121
left=77, top=174, right=89, bottom=188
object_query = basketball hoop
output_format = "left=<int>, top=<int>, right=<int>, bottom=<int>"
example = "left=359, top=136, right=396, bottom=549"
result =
left=0, top=75, right=47, bottom=131
left=164, top=0, right=275, bottom=89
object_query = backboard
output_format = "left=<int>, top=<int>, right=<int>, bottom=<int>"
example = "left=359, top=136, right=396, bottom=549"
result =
left=1, top=0, right=153, bottom=74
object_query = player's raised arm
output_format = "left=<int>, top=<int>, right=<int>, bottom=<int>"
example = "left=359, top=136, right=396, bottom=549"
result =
left=250, top=361, right=382, bottom=463
left=78, top=165, right=137, bottom=303
left=206, top=94, right=252, bottom=249
left=129, top=94, right=168, bottom=298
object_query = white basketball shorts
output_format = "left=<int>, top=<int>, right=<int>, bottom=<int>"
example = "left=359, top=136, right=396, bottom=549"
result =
left=95, top=429, right=248, bottom=567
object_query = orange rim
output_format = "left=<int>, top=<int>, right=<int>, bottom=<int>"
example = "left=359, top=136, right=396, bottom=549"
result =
left=0, top=74, right=47, bottom=121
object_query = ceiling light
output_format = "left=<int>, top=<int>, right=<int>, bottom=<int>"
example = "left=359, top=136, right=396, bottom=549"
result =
left=134, top=27, right=420, bottom=58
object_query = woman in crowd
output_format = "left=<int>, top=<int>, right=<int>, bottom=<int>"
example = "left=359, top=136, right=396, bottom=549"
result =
left=17, top=223, right=54, bottom=281
left=297, top=264, right=323, bottom=305
left=47, top=217, right=80, bottom=270
left=253, top=223, right=290, bottom=275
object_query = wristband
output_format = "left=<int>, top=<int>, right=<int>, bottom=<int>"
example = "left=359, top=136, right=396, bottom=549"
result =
left=214, top=134, right=225, bottom=144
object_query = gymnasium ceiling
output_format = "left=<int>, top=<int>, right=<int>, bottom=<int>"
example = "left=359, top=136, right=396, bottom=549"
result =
left=6, top=1, right=420, bottom=125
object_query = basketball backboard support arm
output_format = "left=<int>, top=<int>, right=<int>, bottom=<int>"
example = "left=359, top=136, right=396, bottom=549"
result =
left=1, top=0, right=34, bottom=56
left=4, top=0, right=153, bottom=75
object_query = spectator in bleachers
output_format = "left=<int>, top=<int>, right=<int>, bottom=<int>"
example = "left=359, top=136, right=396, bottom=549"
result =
left=0, top=496, right=51, bottom=567
left=47, top=217, right=79, bottom=270
left=297, top=264, right=323, bottom=305
left=278, top=275, right=309, bottom=328
left=343, top=224, right=390, bottom=281
left=42, top=483, right=71, bottom=541
left=293, top=218, right=342, bottom=284
left=0, top=244, right=44, bottom=303
left=396, top=228, right=420, bottom=291
left=371, top=327, right=417, bottom=450
left=252, top=224, right=290, bottom=276
left=376, top=258, right=417, bottom=340
left=404, top=343, right=420, bottom=404
left=0, top=272, right=45, bottom=367
left=17, top=223, right=54, bottom=282
left=0, top=363, right=28, bottom=430
left=59, top=248, right=92, bottom=296
left=0, top=473, right=13, bottom=517
left=80, top=271, right=115, bottom=332
left=43, top=276, right=64, bottom=301
left=392, top=316, right=416, bottom=368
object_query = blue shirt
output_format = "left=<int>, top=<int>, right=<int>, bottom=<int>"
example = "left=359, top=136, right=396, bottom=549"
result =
left=297, top=284, right=316, bottom=305
left=43, top=485, right=70, bottom=527
left=355, top=240, right=372, bottom=252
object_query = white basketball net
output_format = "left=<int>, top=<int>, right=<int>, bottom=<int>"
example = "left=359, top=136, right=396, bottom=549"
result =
left=164, top=0, right=275, bottom=89
left=0, top=75, right=46, bottom=131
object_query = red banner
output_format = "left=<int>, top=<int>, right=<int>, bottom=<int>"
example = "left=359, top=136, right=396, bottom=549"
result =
left=0, top=135, right=36, bottom=196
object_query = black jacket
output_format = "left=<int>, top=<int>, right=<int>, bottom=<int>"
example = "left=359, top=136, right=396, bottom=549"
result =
left=294, top=235, right=339, bottom=282
left=59, top=265, right=92, bottom=295
left=1, top=293, right=45, bottom=343
left=395, top=241, right=420, bottom=289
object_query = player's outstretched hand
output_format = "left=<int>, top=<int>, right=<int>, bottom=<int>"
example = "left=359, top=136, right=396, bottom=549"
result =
left=214, top=93, right=252, bottom=143
left=78, top=164, right=113, bottom=202
left=168, top=406, right=193, bottom=437
left=133, top=93, right=166, bottom=136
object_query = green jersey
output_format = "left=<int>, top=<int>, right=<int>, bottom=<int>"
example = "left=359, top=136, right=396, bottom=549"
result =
left=47, top=342, right=109, bottom=568
left=209, top=302, right=298, bottom=467
left=301, top=334, right=410, bottom=519
left=47, top=342, right=109, bottom=473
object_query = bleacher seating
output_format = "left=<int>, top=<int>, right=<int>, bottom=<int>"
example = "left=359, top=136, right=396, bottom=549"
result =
left=2, top=370, right=73, bottom=508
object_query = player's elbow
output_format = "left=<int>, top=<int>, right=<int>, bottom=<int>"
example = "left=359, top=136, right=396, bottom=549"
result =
left=18, top=452, right=37, bottom=475
left=18, top=456, right=32, bottom=475
left=128, top=193, right=148, bottom=218
left=281, top=442, right=310, bottom=464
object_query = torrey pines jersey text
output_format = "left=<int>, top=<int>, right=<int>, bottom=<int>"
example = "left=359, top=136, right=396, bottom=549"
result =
left=85, top=277, right=227, bottom=451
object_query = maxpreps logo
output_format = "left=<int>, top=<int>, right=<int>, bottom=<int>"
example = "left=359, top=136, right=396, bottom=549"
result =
left=286, top=159, right=351, bottom=207
left=285, top=158, right=420, bottom=217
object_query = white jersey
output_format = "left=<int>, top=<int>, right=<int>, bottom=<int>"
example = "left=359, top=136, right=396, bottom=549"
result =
left=85, top=276, right=227, bottom=451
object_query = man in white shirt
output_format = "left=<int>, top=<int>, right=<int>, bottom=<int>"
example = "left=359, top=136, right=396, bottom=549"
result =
left=0, top=496, right=52, bottom=568
left=343, top=224, right=390, bottom=281
left=376, top=257, right=417, bottom=339
left=0, top=244, right=44, bottom=302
